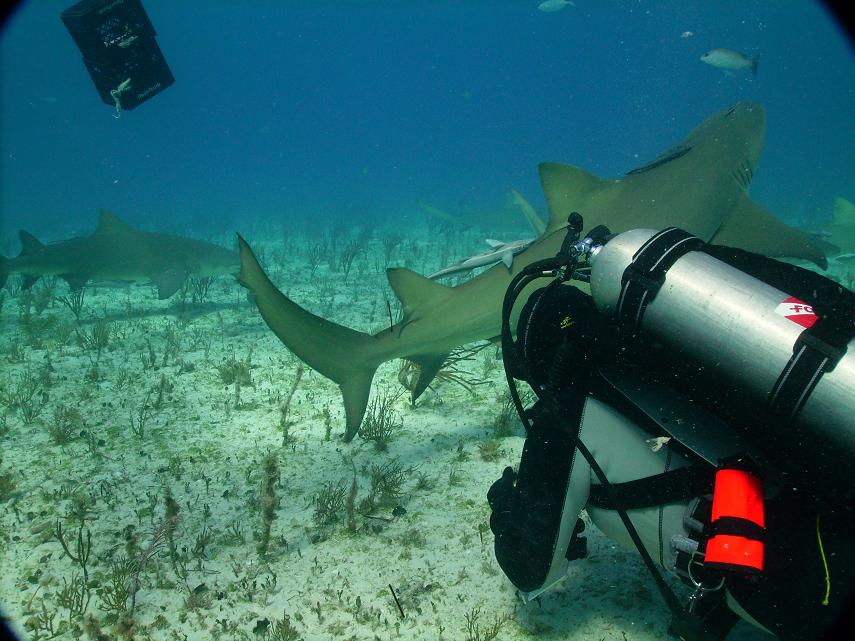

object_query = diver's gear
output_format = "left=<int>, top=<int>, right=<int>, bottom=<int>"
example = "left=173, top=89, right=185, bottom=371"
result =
left=589, top=227, right=855, bottom=496
left=61, top=0, right=174, bottom=114
left=705, top=465, right=765, bottom=574
left=495, top=216, right=855, bottom=639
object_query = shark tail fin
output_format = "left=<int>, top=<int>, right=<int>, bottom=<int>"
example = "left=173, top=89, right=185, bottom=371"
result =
left=236, top=234, right=379, bottom=441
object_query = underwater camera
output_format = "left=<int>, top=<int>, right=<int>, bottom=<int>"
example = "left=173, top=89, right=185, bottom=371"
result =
left=61, top=0, right=174, bottom=115
left=501, top=215, right=855, bottom=499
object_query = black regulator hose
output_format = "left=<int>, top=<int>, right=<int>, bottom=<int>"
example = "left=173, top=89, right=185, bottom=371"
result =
left=498, top=215, right=720, bottom=641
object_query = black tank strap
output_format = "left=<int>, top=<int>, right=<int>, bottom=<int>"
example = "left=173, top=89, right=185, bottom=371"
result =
left=616, top=228, right=704, bottom=329
left=587, top=464, right=714, bottom=511
left=701, top=244, right=855, bottom=423
left=768, top=307, right=855, bottom=421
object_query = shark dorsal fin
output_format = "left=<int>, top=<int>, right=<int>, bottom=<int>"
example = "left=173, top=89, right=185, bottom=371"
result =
left=832, top=197, right=855, bottom=227
left=539, top=162, right=609, bottom=234
left=18, top=230, right=44, bottom=256
left=386, top=268, right=451, bottom=320
left=96, top=210, right=135, bottom=235
left=484, top=239, right=503, bottom=248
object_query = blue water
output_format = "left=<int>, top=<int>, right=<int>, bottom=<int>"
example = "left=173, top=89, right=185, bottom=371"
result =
left=1, top=1, right=853, bottom=238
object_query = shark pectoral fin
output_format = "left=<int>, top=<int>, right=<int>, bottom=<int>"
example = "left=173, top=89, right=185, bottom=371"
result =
left=153, top=270, right=188, bottom=299
left=833, top=197, right=855, bottom=226
left=712, top=196, right=830, bottom=269
left=408, top=352, right=451, bottom=402
left=18, top=230, right=44, bottom=255
left=386, top=268, right=452, bottom=321
left=500, top=251, right=514, bottom=269
left=539, top=162, right=608, bottom=234
left=59, top=273, right=89, bottom=291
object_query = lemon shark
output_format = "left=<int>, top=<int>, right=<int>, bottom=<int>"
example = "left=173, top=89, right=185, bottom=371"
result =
left=1, top=210, right=239, bottom=298
left=237, top=101, right=829, bottom=440
left=801, top=197, right=855, bottom=263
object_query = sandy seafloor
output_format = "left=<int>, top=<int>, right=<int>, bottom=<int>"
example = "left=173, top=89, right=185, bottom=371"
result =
left=2, top=215, right=850, bottom=641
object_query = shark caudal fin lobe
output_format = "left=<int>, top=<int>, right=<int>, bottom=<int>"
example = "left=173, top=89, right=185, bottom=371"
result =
left=386, top=267, right=453, bottom=401
left=712, top=196, right=830, bottom=269
left=236, top=234, right=379, bottom=441
left=539, top=162, right=610, bottom=234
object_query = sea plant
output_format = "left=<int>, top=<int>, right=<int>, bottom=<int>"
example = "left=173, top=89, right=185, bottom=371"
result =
left=49, top=404, right=85, bottom=445
left=256, top=452, right=279, bottom=559
left=75, top=317, right=111, bottom=362
left=0, top=453, right=16, bottom=502
left=56, top=289, right=86, bottom=322
left=0, top=369, right=49, bottom=424
left=357, top=389, right=402, bottom=451
left=397, top=342, right=492, bottom=402
left=311, top=479, right=348, bottom=528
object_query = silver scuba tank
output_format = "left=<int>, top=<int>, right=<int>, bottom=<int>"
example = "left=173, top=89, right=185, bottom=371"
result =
left=589, top=228, right=855, bottom=490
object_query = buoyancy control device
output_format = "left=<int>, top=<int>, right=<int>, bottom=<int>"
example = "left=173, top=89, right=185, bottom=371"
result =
left=494, top=214, right=855, bottom=640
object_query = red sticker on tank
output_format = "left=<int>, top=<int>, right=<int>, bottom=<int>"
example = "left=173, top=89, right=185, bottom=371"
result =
left=774, top=296, right=818, bottom=328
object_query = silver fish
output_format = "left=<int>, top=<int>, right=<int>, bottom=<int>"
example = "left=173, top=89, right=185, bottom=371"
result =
left=701, top=48, right=759, bottom=75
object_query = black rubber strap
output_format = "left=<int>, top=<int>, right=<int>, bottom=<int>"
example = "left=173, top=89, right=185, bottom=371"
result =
left=587, top=464, right=714, bottom=511
left=768, top=309, right=855, bottom=421
left=616, top=228, right=704, bottom=329
left=707, top=515, right=766, bottom=542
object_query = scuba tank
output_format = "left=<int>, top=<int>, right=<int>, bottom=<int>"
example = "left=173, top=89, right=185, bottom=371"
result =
left=588, top=228, right=855, bottom=495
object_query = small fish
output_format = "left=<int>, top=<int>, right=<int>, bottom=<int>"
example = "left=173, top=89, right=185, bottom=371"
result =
left=538, top=0, right=575, bottom=13
left=701, top=48, right=759, bottom=76
left=680, top=31, right=694, bottom=39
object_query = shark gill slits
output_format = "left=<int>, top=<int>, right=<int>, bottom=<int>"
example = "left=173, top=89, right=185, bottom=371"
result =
left=731, top=160, right=753, bottom=191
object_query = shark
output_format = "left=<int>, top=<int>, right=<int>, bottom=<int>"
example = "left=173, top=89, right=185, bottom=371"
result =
left=1, top=210, right=240, bottom=299
left=801, top=196, right=855, bottom=263
left=237, top=101, right=830, bottom=440
left=510, top=189, right=547, bottom=236
left=428, top=238, right=535, bottom=280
